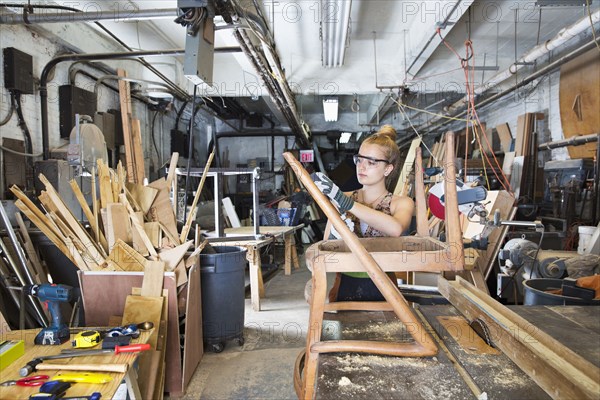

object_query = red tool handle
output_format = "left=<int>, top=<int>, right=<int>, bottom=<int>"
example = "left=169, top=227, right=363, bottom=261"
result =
left=114, top=343, right=150, bottom=355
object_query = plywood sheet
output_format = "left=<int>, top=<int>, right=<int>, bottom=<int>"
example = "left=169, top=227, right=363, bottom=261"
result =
left=122, top=295, right=163, bottom=349
left=148, top=178, right=179, bottom=245
left=78, top=271, right=186, bottom=395
left=125, top=182, right=158, bottom=214
left=559, top=48, right=599, bottom=159
left=183, top=263, right=203, bottom=390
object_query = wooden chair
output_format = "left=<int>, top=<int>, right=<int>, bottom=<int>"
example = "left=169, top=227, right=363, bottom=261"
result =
left=283, top=131, right=466, bottom=399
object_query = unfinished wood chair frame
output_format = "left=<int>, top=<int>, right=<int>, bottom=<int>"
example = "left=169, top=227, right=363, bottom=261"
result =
left=283, top=131, right=466, bottom=399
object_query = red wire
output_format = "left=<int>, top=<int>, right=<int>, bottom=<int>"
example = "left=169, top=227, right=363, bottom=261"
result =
left=438, top=29, right=514, bottom=193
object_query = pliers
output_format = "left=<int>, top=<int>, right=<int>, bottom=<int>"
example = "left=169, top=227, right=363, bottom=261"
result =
left=0, top=375, right=49, bottom=386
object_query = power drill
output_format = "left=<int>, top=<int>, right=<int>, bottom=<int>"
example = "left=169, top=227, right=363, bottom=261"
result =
left=24, top=284, right=73, bottom=345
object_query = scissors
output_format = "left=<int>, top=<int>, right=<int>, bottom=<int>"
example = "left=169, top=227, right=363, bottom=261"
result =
left=0, top=375, right=49, bottom=386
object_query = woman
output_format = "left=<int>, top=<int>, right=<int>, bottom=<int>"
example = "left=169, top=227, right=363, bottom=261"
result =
left=312, top=125, right=414, bottom=301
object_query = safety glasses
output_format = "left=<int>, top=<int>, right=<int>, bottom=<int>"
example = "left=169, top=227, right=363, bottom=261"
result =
left=352, top=154, right=389, bottom=169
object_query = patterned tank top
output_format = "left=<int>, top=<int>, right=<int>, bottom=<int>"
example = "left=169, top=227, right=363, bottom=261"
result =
left=347, top=190, right=393, bottom=237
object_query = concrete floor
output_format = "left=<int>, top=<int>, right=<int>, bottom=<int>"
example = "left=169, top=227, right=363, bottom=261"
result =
left=178, top=252, right=311, bottom=399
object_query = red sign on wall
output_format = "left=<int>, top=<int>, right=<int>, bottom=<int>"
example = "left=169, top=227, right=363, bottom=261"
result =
left=299, top=150, right=314, bottom=163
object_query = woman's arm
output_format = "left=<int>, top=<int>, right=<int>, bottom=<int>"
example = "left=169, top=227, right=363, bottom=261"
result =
left=347, top=195, right=414, bottom=237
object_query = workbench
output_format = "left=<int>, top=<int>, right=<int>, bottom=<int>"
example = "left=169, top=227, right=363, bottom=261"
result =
left=314, top=305, right=599, bottom=399
left=0, top=329, right=150, bottom=399
left=210, top=225, right=303, bottom=311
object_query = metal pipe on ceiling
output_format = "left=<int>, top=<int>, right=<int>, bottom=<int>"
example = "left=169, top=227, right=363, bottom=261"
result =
left=39, top=49, right=185, bottom=160
left=537, top=132, right=599, bottom=150
left=0, top=8, right=178, bottom=24
left=409, top=13, right=600, bottom=142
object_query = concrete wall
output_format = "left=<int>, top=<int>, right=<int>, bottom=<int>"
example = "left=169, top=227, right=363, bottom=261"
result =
left=0, top=22, right=212, bottom=198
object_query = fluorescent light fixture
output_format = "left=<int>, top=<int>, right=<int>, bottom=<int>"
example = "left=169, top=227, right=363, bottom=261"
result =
left=323, top=98, right=339, bottom=122
left=321, top=0, right=352, bottom=67
left=536, top=0, right=588, bottom=6
left=339, top=132, right=352, bottom=144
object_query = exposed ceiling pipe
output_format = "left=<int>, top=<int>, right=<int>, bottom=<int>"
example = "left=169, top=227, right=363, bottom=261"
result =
left=538, top=132, right=598, bottom=150
left=222, top=0, right=310, bottom=147
left=479, top=9, right=599, bottom=95
left=0, top=8, right=177, bottom=24
left=39, top=49, right=185, bottom=159
left=414, top=10, right=600, bottom=136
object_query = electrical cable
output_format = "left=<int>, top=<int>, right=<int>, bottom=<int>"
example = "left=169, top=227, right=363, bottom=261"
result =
left=150, top=110, right=161, bottom=166
left=0, top=145, right=42, bottom=157
left=0, top=95, right=15, bottom=126
left=12, top=93, right=33, bottom=156
left=395, top=102, right=440, bottom=167
left=586, top=0, right=600, bottom=53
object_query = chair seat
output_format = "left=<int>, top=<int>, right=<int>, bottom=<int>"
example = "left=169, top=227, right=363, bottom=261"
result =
left=306, top=236, right=462, bottom=273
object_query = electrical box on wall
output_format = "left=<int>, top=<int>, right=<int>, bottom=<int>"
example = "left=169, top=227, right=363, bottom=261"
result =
left=171, top=129, right=190, bottom=158
left=177, top=0, right=215, bottom=85
left=59, top=85, right=97, bottom=138
left=3, top=47, right=34, bottom=94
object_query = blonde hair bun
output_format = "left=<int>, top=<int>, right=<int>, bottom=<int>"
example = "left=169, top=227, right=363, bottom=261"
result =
left=377, top=125, right=397, bottom=142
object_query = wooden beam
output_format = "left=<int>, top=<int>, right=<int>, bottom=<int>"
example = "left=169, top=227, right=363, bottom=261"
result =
left=131, top=118, right=145, bottom=183
left=438, top=276, right=600, bottom=400
left=69, top=179, right=108, bottom=250
left=118, top=68, right=136, bottom=183
left=38, top=174, right=105, bottom=267
left=180, top=149, right=215, bottom=243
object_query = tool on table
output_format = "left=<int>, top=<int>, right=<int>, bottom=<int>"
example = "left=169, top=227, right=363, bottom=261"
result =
left=30, top=393, right=101, bottom=400
left=71, top=331, right=101, bottom=348
left=69, top=321, right=153, bottom=339
left=0, top=375, right=49, bottom=386
left=22, top=284, right=74, bottom=345
left=38, top=380, right=71, bottom=395
left=20, top=343, right=150, bottom=376
left=0, top=340, right=25, bottom=371
left=101, top=336, right=131, bottom=349
left=51, top=372, right=112, bottom=384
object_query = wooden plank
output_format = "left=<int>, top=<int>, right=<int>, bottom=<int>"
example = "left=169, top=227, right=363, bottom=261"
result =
left=118, top=68, right=136, bottom=183
left=495, top=123, right=513, bottom=153
left=182, top=263, right=203, bottom=391
left=107, top=203, right=132, bottom=252
left=13, top=200, right=70, bottom=260
left=166, top=152, right=179, bottom=188
left=125, top=182, right=158, bottom=214
left=106, top=239, right=146, bottom=271
left=394, top=137, right=421, bottom=196
left=158, top=241, right=192, bottom=271
left=559, top=48, right=599, bottom=159
left=131, top=118, right=145, bottom=183
left=78, top=271, right=185, bottom=395
left=144, top=222, right=161, bottom=248
left=141, top=261, right=166, bottom=298
left=15, top=213, right=48, bottom=283
left=222, top=197, right=241, bottom=228
left=148, top=178, right=179, bottom=246
left=414, top=147, right=428, bottom=236
left=38, top=175, right=105, bottom=267
left=180, top=149, right=215, bottom=243
left=120, top=195, right=157, bottom=260
left=69, top=179, right=108, bottom=250
left=131, top=211, right=149, bottom=256
left=438, top=276, right=600, bottom=400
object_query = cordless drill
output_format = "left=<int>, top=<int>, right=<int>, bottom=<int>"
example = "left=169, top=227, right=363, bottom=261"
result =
left=24, top=284, right=73, bottom=345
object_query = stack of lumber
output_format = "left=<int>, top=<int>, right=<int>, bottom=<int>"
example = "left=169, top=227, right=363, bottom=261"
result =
left=9, top=151, right=214, bottom=398
left=9, top=156, right=202, bottom=284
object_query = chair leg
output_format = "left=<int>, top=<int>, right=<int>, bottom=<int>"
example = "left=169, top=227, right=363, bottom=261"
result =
left=328, top=272, right=342, bottom=303
left=303, top=260, right=327, bottom=399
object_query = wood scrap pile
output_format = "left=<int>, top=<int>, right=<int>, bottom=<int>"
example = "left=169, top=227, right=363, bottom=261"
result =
left=9, top=155, right=207, bottom=286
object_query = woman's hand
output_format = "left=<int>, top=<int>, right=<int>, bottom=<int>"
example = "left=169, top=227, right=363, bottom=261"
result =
left=311, top=172, right=354, bottom=213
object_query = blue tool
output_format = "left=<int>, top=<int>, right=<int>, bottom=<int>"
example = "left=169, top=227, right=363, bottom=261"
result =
left=24, top=284, right=74, bottom=345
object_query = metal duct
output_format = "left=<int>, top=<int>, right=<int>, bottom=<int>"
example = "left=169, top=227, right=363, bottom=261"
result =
left=0, top=8, right=177, bottom=24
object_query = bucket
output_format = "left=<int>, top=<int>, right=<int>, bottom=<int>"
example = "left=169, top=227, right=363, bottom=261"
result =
left=578, top=226, right=597, bottom=254
left=523, top=278, right=600, bottom=306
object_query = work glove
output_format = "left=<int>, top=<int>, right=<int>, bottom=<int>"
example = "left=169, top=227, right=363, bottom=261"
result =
left=311, top=172, right=354, bottom=213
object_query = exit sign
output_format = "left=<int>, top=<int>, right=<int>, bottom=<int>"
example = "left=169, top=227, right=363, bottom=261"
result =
left=300, top=150, right=314, bottom=163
